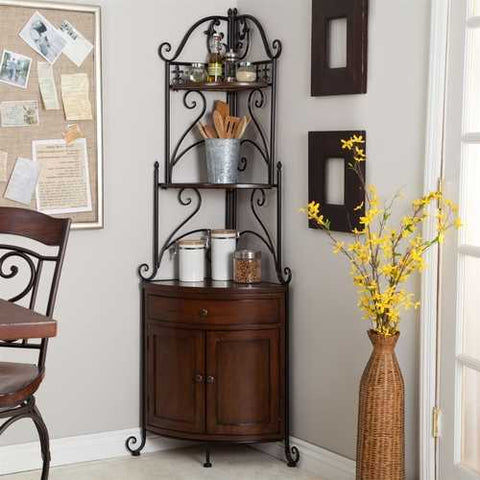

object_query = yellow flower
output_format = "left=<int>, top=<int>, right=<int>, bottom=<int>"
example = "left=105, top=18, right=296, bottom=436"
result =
left=333, top=241, right=344, bottom=254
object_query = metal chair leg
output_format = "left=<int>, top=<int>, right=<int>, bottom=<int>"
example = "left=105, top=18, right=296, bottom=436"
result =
left=30, top=402, right=51, bottom=480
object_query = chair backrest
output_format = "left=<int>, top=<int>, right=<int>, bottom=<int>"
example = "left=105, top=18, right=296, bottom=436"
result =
left=0, top=207, right=71, bottom=368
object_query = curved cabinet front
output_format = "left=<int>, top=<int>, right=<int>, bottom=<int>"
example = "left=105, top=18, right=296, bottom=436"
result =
left=143, top=281, right=286, bottom=443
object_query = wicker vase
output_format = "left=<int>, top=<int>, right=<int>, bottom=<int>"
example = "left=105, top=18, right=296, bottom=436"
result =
left=356, top=330, right=405, bottom=480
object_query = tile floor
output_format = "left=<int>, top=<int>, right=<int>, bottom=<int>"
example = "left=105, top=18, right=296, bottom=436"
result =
left=2, top=445, right=323, bottom=480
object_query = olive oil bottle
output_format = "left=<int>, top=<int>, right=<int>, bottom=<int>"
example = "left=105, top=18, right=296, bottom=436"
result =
left=207, top=33, right=224, bottom=83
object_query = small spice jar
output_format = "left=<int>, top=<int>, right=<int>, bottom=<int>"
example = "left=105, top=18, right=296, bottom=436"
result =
left=188, top=63, right=207, bottom=83
left=211, top=230, right=237, bottom=281
left=233, top=250, right=261, bottom=284
left=236, top=62, right=257, bottom=83
left=177, top=239, right=206, bottom=282
left=224, top=50, right=238, bottom=82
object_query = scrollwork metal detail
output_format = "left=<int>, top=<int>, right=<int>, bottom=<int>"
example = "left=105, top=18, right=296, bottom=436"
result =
left=0, top=249, right=37, bottom=303
left=158, top=15, right=227, bottom=62
left=171, top=91, right=206, bottom=168
left=236, top=14, right=282, bottom=59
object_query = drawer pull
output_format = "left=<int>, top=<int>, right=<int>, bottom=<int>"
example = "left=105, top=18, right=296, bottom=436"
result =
left=199, top=308, right=209, bottom=318
left=206, top=375, right=215, bottom=384
left=194, top=374, right=204, bottom=384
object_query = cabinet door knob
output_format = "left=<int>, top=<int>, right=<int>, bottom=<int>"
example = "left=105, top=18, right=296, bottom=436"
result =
left=194, top=374, right=204, bottom=384
left=199, top=308, right=209, bottom=318
left=206, top=375, right=215, bottom=384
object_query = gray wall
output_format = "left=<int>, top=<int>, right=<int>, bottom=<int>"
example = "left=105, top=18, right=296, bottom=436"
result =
left=237, top=0, right=431, bottom=477
left=1, top=1, right=432, bottom=479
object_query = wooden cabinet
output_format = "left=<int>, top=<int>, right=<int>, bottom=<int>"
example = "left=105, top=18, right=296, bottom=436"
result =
left=143, top=280, right=286, bottom=443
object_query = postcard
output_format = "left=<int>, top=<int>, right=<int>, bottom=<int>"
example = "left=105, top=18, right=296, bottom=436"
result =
left=33, top=138, right=92, bottom=214
left=4, top=157, right=40, bottom=206
left=0, top=50, right=32, bottom=89
left=19, top=11, right=66, bottom=64
left=59, top=20, right=93, bottom=67
left=37, top=62, right=60, bottom=110
left=61, top=73, right=92, bottom=120
left=0, top=101, right=39, bottom=127
left=0, top=151, right=7, bottom=182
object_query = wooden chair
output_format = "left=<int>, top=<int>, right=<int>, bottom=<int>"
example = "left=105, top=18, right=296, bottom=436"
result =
left=0, top=207, right=70, bottom=480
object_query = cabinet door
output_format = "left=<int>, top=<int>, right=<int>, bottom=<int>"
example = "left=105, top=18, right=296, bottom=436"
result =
left=206, top=329, right=281, bottom=435
left=147, top=324, right=205, bottom=433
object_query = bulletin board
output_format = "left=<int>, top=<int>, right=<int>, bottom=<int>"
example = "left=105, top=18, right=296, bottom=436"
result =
left=0, top=0, right=103, bottom=229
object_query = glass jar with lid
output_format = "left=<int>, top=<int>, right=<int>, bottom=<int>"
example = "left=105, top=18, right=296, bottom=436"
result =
left=224, top=50, right=238, bottom=82
left=236, top=62, right=257, bottom=83
left=188, top=63, right=207, bottom=83
left=177, top=239, right=206, bottom=282
left=233, top=250, right=261, bottom=284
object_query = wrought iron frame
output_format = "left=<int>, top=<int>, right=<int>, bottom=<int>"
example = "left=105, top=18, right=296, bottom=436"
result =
left=127, top=8, right=299, bottom=468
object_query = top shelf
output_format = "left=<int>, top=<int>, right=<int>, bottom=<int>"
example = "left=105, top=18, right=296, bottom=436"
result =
left=170, top=81, right=271, bottom=92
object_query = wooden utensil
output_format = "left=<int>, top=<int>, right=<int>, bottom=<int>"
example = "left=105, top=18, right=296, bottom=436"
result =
left=225, top=116, right=240, bottom=139
left=213, top=110, right=226, bottom=138
left=203, top=124, right=217, bottom=139
left=197, top=122, right=208, bottom=139
left=215, top=100, right=229, bottom=121
left=234, top=116, right=248, bottom=139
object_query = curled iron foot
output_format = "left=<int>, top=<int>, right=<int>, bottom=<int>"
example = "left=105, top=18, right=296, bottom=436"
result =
left=125, top=430, right=147, bottom=456
left=285, top=444, right=300, bottom=467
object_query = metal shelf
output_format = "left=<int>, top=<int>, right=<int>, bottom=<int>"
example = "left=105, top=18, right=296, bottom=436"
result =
left=159, top=182, right=277, bottom=190
left=170, top=81, right=270, bottom=92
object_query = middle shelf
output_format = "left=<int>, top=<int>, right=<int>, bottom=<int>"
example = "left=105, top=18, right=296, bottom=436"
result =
left=159, top=182, right=277, bottom=190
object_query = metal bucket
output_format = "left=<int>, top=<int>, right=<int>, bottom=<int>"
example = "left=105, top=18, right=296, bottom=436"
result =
left=205, top=138, right=240, bottom=184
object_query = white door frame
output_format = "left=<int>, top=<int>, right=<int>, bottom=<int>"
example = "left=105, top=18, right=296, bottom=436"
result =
left=420, top=0, right=451, bottom=479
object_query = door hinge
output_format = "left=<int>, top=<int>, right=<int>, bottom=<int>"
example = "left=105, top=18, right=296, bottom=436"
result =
left=433, top=406, right=442, bottom=438
left=437, top=177, right=444, bottom=193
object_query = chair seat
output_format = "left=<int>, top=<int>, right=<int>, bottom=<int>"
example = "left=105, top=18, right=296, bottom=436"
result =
left=0, top=362, right=44, bottom=408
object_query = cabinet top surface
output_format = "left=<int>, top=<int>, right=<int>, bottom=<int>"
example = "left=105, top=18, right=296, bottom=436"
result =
left=143, top=280, right=287, bottom=294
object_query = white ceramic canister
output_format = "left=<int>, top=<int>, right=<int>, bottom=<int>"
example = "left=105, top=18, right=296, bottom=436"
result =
left=210, top=229, right=237, bottom=281
left=178, top=239, right=206, bottom=282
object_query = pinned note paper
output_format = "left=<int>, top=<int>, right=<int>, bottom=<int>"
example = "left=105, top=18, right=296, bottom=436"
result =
left=0, top=151, right=7, bottom=182
left=37, top=62, right=60, bottom=110
left=4, top=157, right=40, bottom=205
left=61, top=73, right=92, bottom=121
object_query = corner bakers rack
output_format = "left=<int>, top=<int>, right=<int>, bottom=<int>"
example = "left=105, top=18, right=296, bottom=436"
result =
left=129, top=7, right=299, bottom=467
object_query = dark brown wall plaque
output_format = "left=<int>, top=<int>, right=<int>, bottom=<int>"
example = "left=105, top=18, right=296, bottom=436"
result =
left=308, top=131, right=366, bottom=233
left=311, top=0, right=368, bottom=96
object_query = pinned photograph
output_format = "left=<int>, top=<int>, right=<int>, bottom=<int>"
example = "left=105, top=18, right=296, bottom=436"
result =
left=0, top=50, right=32, bottom=89
left=19, top=11, right=66, bottom=64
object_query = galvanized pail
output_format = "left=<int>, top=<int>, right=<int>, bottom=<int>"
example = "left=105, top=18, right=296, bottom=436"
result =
left=205, top=138, right=240, bottom=184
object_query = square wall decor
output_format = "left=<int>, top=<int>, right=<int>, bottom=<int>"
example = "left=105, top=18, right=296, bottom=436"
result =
left=308, top=131, right=366, bottom=233
left=311, top=0, right=368, bottom=96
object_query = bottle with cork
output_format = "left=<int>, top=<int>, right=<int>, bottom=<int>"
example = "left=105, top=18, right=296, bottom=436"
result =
left=207, top=33, right=224, bottom=83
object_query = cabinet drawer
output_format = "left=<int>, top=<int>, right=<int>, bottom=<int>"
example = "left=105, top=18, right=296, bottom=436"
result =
left=146, top=295, right=280, bottom=325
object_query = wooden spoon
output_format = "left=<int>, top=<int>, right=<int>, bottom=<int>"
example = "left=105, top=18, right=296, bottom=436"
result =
left=215, top=100, right=229, bottom=121
left=234, top=116, right=248, bottom=139
left=213, top=110, right=226, bottom=138
left=197, top=122, right=208, bottom=139
left=203, top=124, right=217, bottom=139
left=225, top=116, right=240, bottom=139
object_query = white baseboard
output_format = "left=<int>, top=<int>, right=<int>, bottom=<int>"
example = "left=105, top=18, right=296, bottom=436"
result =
left=0, top=428, right=191, bottom=476
left=0, top=428, right=355, bottom=480
left=252, top=436, right=355, bottom=480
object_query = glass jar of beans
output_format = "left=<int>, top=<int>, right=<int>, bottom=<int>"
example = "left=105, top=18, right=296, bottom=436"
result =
left=233, top=250, right=261, bottom=284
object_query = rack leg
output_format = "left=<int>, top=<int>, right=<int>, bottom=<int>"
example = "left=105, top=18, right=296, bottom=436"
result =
left=203, top=446, right=212, bottom=468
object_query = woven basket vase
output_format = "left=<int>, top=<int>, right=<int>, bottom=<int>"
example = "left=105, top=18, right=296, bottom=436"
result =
left=356, top=330, right=405, bottom=480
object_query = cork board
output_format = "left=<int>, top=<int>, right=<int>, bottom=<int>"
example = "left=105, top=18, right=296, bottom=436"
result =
left=0, top=1, right=103, bottom=229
